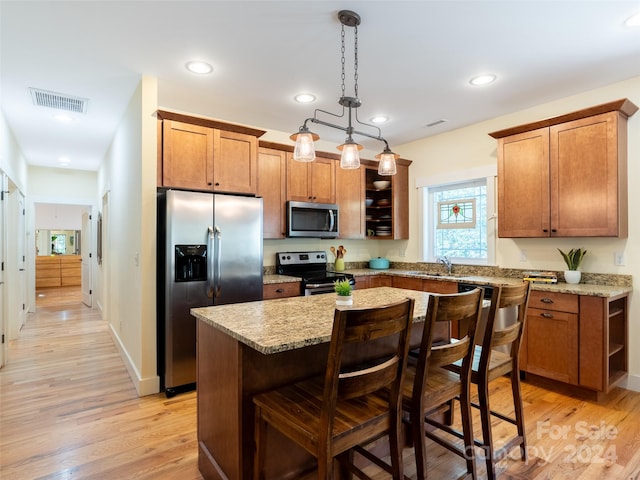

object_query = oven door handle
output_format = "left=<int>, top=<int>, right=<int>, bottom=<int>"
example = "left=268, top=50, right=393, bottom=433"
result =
left=305, top=282, right=335, bottom=289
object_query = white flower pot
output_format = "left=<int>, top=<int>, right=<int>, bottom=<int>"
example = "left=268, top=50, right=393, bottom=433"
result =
left=564, top=270, right=581, bottom=284
left=336, top=294, right=353, bottom=306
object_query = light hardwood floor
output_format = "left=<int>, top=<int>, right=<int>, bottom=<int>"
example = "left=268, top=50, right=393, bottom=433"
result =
left=2, top=287, right=640, bottom=479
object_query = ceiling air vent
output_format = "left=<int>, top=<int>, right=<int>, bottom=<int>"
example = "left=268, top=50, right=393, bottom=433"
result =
left=425, top=119, right=448, bottom=128
left=29, top=88, right=89, bottom=114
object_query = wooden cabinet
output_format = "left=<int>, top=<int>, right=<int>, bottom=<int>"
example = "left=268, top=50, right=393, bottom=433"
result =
left=353, top=275, right=370, bottom=289
left=157, top=111, right=265, bottom=195
left=36, top=255, right=81, bottom=288
left=364, top=164, right=409, bottom=240
left=335, top=163, right=365, bottom=239
left=391, top=275, right=456, bottom=294
left=520, top=290, right=628, bottom=396
left=263, top=282, right=301, bottom=300
left=258, top=147, right=287, bottom=239
left=491, top=99, right=637, bottom=238
left=369, top=275, right=392, bottom=288
left=521, top=291, right=579, bottom=385
left=579, top=294, right=628, bottom=394
left=286, top=153, right=336, bottom=204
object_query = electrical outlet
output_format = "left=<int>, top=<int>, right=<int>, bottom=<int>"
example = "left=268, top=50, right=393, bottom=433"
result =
left=520, top=250, right=527, bottom=262
left=614, top=251, right=625, bottom=266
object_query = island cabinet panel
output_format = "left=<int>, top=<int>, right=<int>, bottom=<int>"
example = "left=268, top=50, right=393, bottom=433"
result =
left=257, top=147, right=287, bottom=239
left=353, top=275, right=370, bottom=289
left=286, top=153, right=335, bottom=204
left=493, top=99, right=637, bottom=238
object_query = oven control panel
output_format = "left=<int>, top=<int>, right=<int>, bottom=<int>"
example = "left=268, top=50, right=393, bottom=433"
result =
left=277, top=251, right=327, bottom=266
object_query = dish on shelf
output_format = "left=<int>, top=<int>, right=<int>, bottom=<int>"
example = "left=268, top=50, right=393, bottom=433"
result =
left=376, top=198, right=391, bottom=206
left=379, top=214, right=392, bottom=219
left=373, top=180, right=391, bottom=190
left=365, top=215, right=373, bottom=220
left=365, top=198, right=374, bottom=206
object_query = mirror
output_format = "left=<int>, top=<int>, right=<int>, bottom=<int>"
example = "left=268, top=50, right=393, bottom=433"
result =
left=36, top=229, right=81, bottom=256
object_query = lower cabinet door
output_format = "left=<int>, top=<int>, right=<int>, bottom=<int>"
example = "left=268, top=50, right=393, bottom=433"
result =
left=524, top=308, right=579, bottom=385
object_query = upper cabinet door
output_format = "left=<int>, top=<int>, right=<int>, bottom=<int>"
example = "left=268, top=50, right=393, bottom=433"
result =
left=162, top=120, right=214, bottom=191
left=257, top=147, right=287, bottom=239
left=497, top=128, right=550, bottom=238
left=286, top=154, right=336, bottom=204
left=336, top=164, right=365, bottom=239
left=550, top=112, right=626, bottom=237
left=212, top=129, right=258, bottom=195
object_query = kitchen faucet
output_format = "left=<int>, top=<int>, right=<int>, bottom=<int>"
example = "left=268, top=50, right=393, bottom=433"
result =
left=438, top=256, right=453, bottom=275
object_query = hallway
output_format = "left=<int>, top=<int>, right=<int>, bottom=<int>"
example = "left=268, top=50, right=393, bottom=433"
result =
left=0, top=287, right=201, bottom=480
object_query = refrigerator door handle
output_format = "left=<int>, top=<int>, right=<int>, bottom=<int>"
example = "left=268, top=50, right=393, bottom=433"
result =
left=213, top=225, right=222, bottom=298
left=206, top=226, right=215, bottom=298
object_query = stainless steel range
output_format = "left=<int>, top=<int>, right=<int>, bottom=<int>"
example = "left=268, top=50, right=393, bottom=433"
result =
left=276, top=251, right=355, bottom=295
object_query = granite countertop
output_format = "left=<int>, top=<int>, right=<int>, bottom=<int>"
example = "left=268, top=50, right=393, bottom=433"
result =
left=192, top=287, right=432, bottom=355
left=264, top=268, right=631, bottom=298
left=263, top=274, right=300, bottom=284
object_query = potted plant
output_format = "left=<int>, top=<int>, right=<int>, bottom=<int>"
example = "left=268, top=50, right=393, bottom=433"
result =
left=334, top=279, right=353, bottom=306
left=558, top=248, right=587, bottom=284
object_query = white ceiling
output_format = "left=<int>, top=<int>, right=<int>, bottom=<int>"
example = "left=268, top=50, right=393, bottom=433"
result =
left=2, top=1, right=640, bottom=171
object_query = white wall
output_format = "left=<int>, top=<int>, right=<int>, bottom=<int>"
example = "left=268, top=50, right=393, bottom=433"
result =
left=396, top=76, right=640, bottom=388
left=98, top=76, right=158, bottom=396
left=0, top=113, right=27, bottom=194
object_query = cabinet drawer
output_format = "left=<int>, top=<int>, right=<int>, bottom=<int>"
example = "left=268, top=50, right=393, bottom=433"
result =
left=263, top=282, right=301, bottom=300
left=529, top=290, right=578, bottom=313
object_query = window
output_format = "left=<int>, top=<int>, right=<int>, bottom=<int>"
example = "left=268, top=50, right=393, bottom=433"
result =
left=418, top=166, right=496, bottom=265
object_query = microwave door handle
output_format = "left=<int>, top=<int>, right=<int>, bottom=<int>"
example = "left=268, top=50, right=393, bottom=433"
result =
left=328, top=209, right=335, bottom=232
left=214, top=225, right=222, bottom=298
left=206, top=227, right=215, bottom=298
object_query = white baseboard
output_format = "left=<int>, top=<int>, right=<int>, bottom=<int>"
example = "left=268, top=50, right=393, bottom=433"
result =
left=622, top=373, right=640, bottom=392
left=108, top=324, right=160, bottom=397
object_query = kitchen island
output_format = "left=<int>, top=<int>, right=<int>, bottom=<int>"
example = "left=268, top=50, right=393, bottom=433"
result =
left=191, top=287, right=437, bottom=480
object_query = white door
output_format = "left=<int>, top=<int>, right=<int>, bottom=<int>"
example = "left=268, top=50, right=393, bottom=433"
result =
left=81, top=211, right=92, bottom=307
left=0, top=172, right=6, bottom=367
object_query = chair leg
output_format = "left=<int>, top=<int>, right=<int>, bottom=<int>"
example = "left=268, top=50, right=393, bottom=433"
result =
left=412, top=405, right=428, bottom=480
left=389, top=415, right=405, bottom=480
left=477, top=380, right=497, bottom=480
left=253, top=407, right=265, bottom=480
left=511, top=368, right=527, bottom=461
left=444, top=398, right=456, bottom=426
left=459, top=388, right=478, bottom=480
left=317, top=449, right=333, bottom=480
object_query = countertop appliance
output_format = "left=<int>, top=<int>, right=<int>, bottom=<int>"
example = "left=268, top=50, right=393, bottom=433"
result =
left=286, top=201, right=339, bottom=238
left=157, top=190, right=263, bottom=397
left=276, top=250, right=355, bottom=295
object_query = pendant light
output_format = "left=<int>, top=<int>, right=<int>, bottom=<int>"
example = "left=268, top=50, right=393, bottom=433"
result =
left=289, top=10, right=398, bottom=175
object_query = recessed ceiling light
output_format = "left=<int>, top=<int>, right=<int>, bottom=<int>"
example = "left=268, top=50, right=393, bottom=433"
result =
left=370, top=115, right=389, bottom=124
left=185, top=61, right=213, bottom=74
left=469, top=74, right=497, bottom=86
left=625, top=12, right=640, bottom=27
left=294, top=93, right=316, bottom=103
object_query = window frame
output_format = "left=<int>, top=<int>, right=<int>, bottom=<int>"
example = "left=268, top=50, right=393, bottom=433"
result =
left=417, top=165, right=497, bottom=266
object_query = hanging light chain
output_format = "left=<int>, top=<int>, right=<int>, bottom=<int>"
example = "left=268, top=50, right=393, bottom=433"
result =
left=340, top=23, right=346, bottom=99
left=353, top=24, right=358, bottom=99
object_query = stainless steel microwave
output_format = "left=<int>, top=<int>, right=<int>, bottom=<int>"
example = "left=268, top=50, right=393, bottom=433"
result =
left=286, top=201, right=339, bottom=238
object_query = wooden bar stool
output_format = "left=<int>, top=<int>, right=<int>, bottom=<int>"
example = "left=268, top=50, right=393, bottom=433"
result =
left=447, top=281, right=531, bottom=479
left=404, top=289, right=484, bottom=480
left=252, top=297, right=415, bottom=480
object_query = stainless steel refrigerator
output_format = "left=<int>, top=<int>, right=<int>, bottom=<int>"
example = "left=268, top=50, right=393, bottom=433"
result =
left=157, top=189, right=263, bottom=396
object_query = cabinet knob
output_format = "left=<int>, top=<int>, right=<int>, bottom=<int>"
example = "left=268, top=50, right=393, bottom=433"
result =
left=276, top=288, right=284, bottom=293
left=542, top=229, right=548, bottom=233
left=215, top=182, right=220, bottom=186
left=551, top=229, right=557, bottom=233
left=541, top=297, right=554, bottom=304
left=541, top=312, right=554, bottom=318
left=208, top=182, right=213, bottom=186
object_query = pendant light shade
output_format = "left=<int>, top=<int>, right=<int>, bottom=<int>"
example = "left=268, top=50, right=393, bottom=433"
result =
left=290, top=128, right=319, bottom=162
left=376, top=147, right=399, bottom=176
left=337, top=138, right=363, bottom=169
left=289, top=10, right=398, bottom=175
